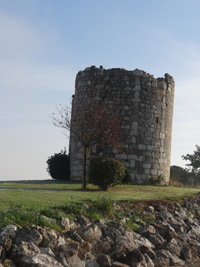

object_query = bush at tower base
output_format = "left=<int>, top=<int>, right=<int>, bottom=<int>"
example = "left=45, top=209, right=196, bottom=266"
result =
left=89, top=156, right=125, bottom=191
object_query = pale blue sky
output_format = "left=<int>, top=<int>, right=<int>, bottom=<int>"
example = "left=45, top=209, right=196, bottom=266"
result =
left=1, top=0, right=200, bottom=180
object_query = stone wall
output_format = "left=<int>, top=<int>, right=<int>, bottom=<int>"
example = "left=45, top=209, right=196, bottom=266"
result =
left=2, top=195, right=200, bottom=266
left=69, top=66, right=175, bottom=184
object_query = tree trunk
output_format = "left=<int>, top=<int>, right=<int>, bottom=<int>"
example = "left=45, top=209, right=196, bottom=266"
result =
left=83, top=147, right=87, bottom=189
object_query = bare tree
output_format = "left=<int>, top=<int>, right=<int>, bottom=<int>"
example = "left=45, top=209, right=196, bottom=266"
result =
left=52, top=99, right=124, bottom=189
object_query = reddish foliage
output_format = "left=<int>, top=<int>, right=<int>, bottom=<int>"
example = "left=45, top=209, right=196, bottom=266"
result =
left=52, top=99, right=126, bottom=188
left=71, top=102, right=125, bottom=153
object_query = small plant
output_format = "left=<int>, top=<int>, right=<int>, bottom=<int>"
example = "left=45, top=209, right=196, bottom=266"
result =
left=89, top=156, right=125, bottom=190
left=62, top=202, right=86, bottom=217
left=46, top=148, right=70, bottom=180
left=38, top=215, right=61, bottom=231
left=123, top=219, right=140, bottom=232
left=0, top=207, right=40, bottom=228
left=149, top=174, right=164, bottom=185
left=122, top=169, right=132, bottom=184
left=89, top=211, right=104, bottom=221
left=92, top=195, right=114, bottom=217
left=40, top=208, right=59, bottom=219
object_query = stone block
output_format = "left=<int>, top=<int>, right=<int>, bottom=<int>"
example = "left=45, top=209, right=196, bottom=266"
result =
left=160, top=133, right=165, bottom=140
left=135, top=174, right=142, bottom=180
left=130, top=160, right=135, bottom=168
left=133, top=85, right=141, bottom=91
left=87, top=80, right=92, bottom=85
left=77, top=153, right=83, bottom=159
left=125, top=125, right=131, bottom=131
left=147, top=145, right=153, bottom=151
left=124, top=105, right=129, bottom=110
left=123, top=162, right=130, bottom=168
left=133, top=69, right=143, bottom=76
left=132, top=122, right=138, bottom=129
left=134, top=91, right=140, bottom=99
left=132, top=137, right=136, bottom=143
left=138, top=156, right=144, bottom=161
left=116, top=154, right=127, bottom=160
left=151, top=169, right=157, bottom=175
left=125, top=86, right=131, bottom=91
left=130, top=129, right=137, bottom=136
left=138, top=144, right=146, bottom=150
left=128, top=155, right=137, bottom=160
left=143, top=164, right=151, bottom=169
left=141, top=174, right=147, bottom=180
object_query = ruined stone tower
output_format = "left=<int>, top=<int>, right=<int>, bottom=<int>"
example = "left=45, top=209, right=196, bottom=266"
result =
left=69, top=66, right=175, bottom=184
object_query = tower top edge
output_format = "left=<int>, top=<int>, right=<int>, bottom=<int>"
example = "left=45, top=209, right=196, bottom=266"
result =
left=77, top=65, right=174, bottom=83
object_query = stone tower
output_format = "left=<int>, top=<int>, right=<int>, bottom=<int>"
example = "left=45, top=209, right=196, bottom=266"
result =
left=69, top=66, right=175, bottom=184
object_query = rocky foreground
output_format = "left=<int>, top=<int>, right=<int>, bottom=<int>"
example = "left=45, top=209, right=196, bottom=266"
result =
left=1, top=194, right=200, bottom=266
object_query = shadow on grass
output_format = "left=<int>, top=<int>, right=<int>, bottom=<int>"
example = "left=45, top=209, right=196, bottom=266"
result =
left=0, top=180, right=100, bottom=192
left=0, top=188, right=100, bottom=192
left=0, top=179, right=80, bottom=185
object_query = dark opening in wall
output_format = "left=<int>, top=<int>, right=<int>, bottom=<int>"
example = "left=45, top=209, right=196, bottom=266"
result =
left=156, top=117, right=159, bottom=124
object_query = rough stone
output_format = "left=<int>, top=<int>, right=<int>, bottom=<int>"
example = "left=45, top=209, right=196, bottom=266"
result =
left=0, top=225, right=17, bottom=251
left=1, top=195, right=200, bottom=266
left=20, top=254, right=64, bottom=267
left=66, top=255, right=85, bottom=267
left=15, top=227, right=42, bottom=246
left=10, top=241, right=40, bottom=262
left=39, top=247, right=55, bottom=257
left=0, top=246, right=6, bottom=261
left=85, top=258, right=100, bottom=267
left=112, top=262, right=129, bottom=267
left=134, top=235, right=155, bottom=249
left=120, top=249, right=146, bottom=266
left=65, top=230, right=84, bottom=243
left=78, top=225, right=102, bottom=242
left=97, top=254, right=112, bottom=266
left=39, top=228, right=58, bottom=250
left=60, top=242, right=79, bottom=258
left=155, top=249, right=185, bottom=266
left=0, top=259, right=16, bottom=267
left=77, top=216, right=91, bottom=226
left=60, top=216, right=71, bottom=230
left=147, top=233, right=166, bottom=247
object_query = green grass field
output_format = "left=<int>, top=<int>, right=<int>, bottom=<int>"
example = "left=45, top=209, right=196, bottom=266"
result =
left=0, top=181, right=199, bottom=211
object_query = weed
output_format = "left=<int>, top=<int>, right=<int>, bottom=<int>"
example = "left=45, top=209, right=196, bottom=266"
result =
left=62, top=202, right=86, bottom=217
left=66, top=214, right=75, bottom=221
left=38, top=216, right=61, bottom=231
left=123, top=219, right=140, bottom=232
left=0, top=207, right=40, bottom=228
left=40, top=208, right=59, bottom=219
left=89, top=211, right=104, bottom=221
left=91, top=195, right=114, bottom=217
left=140, top=214, right=155, bottom=224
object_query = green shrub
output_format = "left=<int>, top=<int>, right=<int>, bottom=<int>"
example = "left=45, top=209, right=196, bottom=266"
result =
left=46, top=149, right=70, bottom=180
left=122, top=169, right=132, bottom=184
left=89, top=156, right=125, bottom=190
left=149, top=174, right=164, bottom=185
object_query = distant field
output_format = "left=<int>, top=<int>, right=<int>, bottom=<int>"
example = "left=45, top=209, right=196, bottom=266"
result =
left=0, top=180, right=199, bottom=211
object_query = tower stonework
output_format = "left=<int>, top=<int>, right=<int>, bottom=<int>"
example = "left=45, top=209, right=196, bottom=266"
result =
left=69, top=66, right=175, bottom=184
